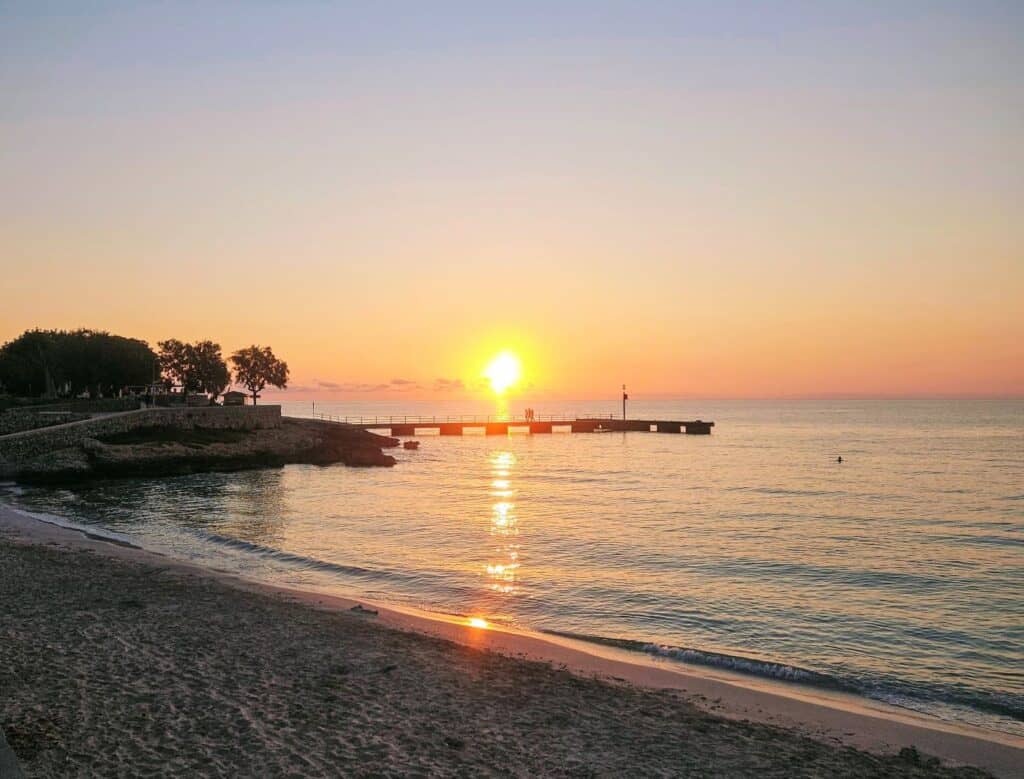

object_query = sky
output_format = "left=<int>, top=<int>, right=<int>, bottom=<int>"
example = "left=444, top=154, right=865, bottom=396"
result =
left=2, top=1, right=1022, bottom=400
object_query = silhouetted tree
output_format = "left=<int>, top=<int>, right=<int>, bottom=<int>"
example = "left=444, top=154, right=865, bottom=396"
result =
left=0, top=329, right=157, bottom=398
left=0, top=329, right=59, bottom=397
left=230, top=345, right=289, bottom=405
left=60, top=330, right=158, bottom=398
left=190, top=341, right=231, bottom=400
left=157, top=339, right=193, bottom=397
left=157, top=339, right=230, bottom=401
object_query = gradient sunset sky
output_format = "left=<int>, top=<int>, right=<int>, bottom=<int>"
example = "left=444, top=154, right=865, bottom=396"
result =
left=2, top=2, right=1021, bottom=399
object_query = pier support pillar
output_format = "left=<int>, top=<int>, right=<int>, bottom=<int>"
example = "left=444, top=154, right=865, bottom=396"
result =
left=683, top=421, right=713, bottom=435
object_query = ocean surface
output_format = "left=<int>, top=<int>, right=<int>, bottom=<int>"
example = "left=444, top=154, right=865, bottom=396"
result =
left=4, top=399, right=1022, bottom=736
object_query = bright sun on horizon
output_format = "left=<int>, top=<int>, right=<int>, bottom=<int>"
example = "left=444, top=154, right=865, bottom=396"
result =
left=483, top=352, right=522, bottom=395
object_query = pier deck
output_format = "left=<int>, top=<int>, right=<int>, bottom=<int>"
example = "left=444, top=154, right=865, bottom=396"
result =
left=312, top=414, right=714, bottom=435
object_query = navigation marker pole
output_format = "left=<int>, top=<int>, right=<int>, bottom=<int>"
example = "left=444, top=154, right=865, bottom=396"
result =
left=622, top=384, right=628, bottom=420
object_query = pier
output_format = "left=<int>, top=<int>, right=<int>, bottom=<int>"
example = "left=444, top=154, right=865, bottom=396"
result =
left=312, top=414, right=714, bottom=435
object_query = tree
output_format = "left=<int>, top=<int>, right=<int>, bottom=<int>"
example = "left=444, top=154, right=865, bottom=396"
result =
left=158, top=339, right=230, bottom=402
left=190, top=341, right=231, bottom=400
left=0, top=330, right=60, bottom=397
left=61, top=330, right=158, bottom=398
left=157, top=339, right=194, bottom=398
left=0, top=329, right=157, bottom=398
left=230, top=345, right=289, bottom=405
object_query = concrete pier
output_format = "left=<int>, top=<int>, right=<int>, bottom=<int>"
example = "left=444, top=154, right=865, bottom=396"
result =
left=318, top=415, right=714, bottom=436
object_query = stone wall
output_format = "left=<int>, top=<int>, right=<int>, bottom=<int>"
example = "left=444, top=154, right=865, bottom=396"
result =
left=0, top=410, right=91, bottom=435
left=0, top=405, right=281, bottom=462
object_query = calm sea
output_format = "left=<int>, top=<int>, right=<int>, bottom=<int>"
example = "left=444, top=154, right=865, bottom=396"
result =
left=4, top=399, right=1022, bottom=736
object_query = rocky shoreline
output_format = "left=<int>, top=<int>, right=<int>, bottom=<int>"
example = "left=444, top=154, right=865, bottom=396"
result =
left=3, top=417, right=398, bottom=483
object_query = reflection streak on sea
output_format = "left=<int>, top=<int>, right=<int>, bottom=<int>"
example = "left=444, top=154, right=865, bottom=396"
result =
left=486, top=451, right=520, bottom=596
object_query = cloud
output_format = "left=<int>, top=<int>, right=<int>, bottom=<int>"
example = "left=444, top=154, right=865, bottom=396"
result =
left=317, top=380, right=390, bottom=392
left=433, top=378, right=465, bottom=391
left=389, top=378, right=423, bottom=391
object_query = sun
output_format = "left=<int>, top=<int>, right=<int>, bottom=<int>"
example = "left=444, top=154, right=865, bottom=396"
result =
left=484, top=351, right=522, bottom=395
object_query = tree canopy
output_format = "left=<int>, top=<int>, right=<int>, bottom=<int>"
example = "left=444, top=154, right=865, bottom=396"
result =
left=1, top=329, right=288, bottom=406
left=230, top=345, right=289, bottom=404
left=0, top=329, right=158, bottom=398
left=157, top=339, right=231, bottom=400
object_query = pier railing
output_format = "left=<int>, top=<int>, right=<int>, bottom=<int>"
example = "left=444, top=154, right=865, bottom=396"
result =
left=312, top=412, right=617, bottom=426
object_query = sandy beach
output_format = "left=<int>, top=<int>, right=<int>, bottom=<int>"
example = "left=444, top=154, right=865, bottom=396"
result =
left=1, top=504, right=1020, bottom=778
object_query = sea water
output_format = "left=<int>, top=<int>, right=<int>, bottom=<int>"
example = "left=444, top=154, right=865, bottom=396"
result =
left=4, top=399, right=1022, bottom=736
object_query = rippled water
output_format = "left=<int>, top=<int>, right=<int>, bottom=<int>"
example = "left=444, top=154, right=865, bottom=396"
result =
left=4, top=399, right=1022, bottom=736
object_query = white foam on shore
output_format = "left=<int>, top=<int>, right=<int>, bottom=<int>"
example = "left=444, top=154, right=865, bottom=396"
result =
left=642, top=643, right=833, bottom=686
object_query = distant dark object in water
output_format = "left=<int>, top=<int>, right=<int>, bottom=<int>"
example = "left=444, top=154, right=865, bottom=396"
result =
left=837, top=456, right=843, bottom=463
left=404, top=440, right=420, bottom=450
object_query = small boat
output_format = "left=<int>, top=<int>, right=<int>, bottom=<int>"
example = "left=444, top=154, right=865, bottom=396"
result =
left=403, top=440, right=420, bottom=450
left=593, top=426, right=612, bottom=433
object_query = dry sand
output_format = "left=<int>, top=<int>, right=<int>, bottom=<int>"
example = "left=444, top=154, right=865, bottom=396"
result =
left=1, top=505, right=1021, bottom=778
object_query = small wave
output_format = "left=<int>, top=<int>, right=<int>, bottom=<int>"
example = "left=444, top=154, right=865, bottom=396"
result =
left=868, top=685, right=1024, bottom=726
left=946, top=534, right=1024, bottom=548
left=188, top=530, right=430, bottom=588
left=1, top=502, right=139, bottom=548
left=544, top=629, right=1024, bottom=732
left=733, top=486, right=849, bottom=498
left=642, top=643, right=854, bottom=689
left=540, top=628, right=855, bottom=691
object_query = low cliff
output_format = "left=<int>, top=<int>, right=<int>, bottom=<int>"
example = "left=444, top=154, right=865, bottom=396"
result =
left=4, top=418, right=397, bottom=483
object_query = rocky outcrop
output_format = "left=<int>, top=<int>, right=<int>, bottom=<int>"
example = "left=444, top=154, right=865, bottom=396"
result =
left=8, top=418, right=397, bottom=483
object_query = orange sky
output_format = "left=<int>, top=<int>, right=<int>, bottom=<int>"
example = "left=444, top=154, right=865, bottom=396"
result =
left=2, top=3, right=1022, bottom=399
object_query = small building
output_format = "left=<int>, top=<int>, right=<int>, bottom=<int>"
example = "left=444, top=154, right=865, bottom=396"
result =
left=222, top=391, right=248, bottom=406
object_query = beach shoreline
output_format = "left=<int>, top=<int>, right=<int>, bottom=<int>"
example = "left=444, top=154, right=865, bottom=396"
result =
left=2, top=502, right=1021, bottom=777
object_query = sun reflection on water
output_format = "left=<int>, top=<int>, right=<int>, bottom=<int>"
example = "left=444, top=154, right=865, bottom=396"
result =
left=486, top=450, right=521, bottom=595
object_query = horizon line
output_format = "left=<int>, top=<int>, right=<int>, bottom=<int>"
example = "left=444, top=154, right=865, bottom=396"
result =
left=263, top=392, right=1024, bottom=402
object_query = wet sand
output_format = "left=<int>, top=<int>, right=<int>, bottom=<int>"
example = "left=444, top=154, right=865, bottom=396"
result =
left=1, top=505, right=1020, bottom=778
